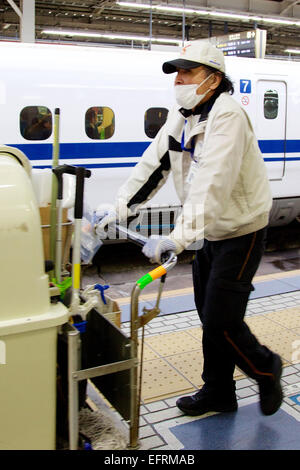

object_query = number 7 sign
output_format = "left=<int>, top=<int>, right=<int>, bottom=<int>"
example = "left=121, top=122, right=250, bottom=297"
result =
left=240, top=79, right=252, bottom=93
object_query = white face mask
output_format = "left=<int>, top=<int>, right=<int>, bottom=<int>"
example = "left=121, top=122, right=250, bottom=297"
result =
left=175, top=73, right=214, bottom=109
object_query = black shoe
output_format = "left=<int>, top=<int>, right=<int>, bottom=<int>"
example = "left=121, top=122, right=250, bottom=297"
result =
left=176, top=389, right=238, bottom=416
left=258, top=353, right=283, bottom=416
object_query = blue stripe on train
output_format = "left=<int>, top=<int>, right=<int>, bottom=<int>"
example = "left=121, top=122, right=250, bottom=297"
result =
left=8, top=140, right=300, bottom=168
left=9, top=141, right=150, bottom=160
left=34, top=162, right=137, bottom=169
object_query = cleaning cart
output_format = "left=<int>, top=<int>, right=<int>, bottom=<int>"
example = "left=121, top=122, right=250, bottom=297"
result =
left=50, top=157, right=177, bottom=449
left=68, top=233, right=176, bottom=449
left=61, top=220, right=177, bottom=449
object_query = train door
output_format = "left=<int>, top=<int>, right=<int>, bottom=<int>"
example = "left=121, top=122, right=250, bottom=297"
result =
left=256, top=80, right=287, bottom=180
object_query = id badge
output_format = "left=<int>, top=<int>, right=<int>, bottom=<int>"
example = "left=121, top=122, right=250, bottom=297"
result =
left=187, top=159, right=199, bottom=184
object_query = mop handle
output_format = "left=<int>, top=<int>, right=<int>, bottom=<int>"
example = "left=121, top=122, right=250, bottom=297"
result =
left=49, top=108, right=61, bottom=276
left=72, top=167, right=91, bottom=293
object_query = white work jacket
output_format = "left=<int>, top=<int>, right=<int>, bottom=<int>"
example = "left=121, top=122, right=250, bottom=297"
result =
left=116, top=92, right=272, bottom=254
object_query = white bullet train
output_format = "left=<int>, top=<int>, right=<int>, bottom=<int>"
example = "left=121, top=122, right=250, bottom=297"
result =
left=0, top=41, right=299, bottom=233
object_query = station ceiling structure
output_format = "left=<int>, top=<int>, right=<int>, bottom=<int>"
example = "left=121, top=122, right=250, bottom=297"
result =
left=1, top=0, right=300, bottom=57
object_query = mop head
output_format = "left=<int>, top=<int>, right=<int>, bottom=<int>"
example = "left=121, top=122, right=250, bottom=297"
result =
left=79, top=407, right=128, bottom=450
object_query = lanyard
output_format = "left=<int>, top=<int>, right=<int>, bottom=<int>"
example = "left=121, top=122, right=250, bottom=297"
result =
left=181, top=120, right=196, bottom=161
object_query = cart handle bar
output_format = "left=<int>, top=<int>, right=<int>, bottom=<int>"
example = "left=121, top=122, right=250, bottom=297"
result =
left=52, top=164, right=91, bottom=200
left=136, top=252, right=177, bottom=290
left=52, top=164, right=91, bottom=219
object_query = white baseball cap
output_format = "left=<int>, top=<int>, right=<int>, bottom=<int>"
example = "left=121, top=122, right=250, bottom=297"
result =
left=163, top=40, right=225, bottom=74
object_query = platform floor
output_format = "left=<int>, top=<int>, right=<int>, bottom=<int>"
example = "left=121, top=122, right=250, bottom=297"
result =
left=87, top=269, right=300, bottom=451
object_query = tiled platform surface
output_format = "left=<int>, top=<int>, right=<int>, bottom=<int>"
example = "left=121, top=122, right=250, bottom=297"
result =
left=88, top=270, right=300, bottom=450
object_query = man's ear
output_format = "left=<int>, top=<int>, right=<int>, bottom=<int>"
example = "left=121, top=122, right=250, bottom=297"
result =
left=210, top=73, right=222, bottom=90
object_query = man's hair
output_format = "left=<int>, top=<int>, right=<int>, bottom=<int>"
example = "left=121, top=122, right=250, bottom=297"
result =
left=203, top=65, right=234, bottom=95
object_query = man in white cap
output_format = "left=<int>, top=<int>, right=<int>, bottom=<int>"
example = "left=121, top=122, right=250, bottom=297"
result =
left=97, top=40, right=283, bottom=417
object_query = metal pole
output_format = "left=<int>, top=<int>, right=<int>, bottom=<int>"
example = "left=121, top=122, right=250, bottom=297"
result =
left=55, top=198, right=63, bottom=283
left=50, top=109, right=60, bottom=279
left=69, top=166, right=91, bottom=314
left=129, top=285, right=141, bottom=448
left=20, top=0, right=35, bottom=43
left=182, top=0, right=186, bottom=46
left=149, top=0, right=152, bottom=50
left=68, top=327, right=80, bottom=450
left=70, top=218, right=82, bottom=313
left=7, top=0, right=22, bottom=18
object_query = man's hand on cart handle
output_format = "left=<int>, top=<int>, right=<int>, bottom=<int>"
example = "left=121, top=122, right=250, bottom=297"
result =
left=142, top=236, right=177, bottom=264
left=94, top=207, right=117, bottom=239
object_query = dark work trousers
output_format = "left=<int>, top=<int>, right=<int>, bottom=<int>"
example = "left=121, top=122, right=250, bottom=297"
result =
left=192, top=227, right=274, bottom=397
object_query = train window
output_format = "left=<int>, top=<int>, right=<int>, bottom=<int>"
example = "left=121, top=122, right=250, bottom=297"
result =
left=85, top=107, right=115, bottom=139
left=20, top=106, right=52, bottom=140
left=145, top=107, right=168, bottom=138
left=264, top=90, right=278, bottom=119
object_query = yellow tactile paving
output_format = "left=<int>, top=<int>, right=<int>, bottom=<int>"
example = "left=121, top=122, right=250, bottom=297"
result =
left=144, top=330, right=202, bottom=356
left=138, top=307, right=300, bottom=403
left=184, top=327, right=203, bottom=342
left=264, top=307, right=300, bottom=329
left=164, top=351, right=204, bottom=388
left=259, top=330, right=300, bottom=365
left=138, top=343, right=160, bottom=361
left=245, top=316, right=288, bottom=337
left=140, top=358, right=196, bottom=403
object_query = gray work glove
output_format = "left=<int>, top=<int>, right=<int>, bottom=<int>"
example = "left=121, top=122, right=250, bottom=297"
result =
left=142, top=236, right=177, bottom=264
left=95, top=206, right=117, bottom=240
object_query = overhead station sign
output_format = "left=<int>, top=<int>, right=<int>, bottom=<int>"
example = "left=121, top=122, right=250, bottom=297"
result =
left=210, top=29, right=267, bottom=59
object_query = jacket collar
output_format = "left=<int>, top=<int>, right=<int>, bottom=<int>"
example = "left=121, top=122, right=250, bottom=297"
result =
left=179, top=92, right=220, bottom=121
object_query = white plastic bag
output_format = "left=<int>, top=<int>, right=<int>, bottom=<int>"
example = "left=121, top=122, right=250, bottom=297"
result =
left=80, top=206, right=103, bottom=264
